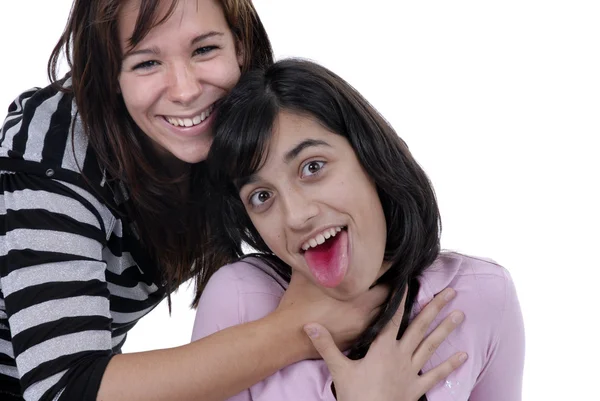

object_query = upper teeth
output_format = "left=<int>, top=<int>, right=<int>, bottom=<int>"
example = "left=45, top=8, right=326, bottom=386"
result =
left=166, top=104, right=214, bottom=127
left=301, top=227, right=343, bottom=251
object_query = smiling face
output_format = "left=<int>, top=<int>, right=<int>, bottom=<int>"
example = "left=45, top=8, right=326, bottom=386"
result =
left=237, top=110, right=390, bottom=300
left=118, top=0, right=242, bottom=165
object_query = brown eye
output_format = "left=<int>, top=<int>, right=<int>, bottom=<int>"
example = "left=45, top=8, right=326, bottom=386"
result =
left=249, top=190, right=272, bottom=207
left=301, top=161, right=325, bottom=178
left=258, top=192, right=270, bottom=202
left=308, top=162, right=320, bottom=173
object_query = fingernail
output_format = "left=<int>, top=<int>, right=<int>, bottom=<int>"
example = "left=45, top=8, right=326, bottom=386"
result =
left=304, top=326, right=319, bottom=339
left=444, top=288, right=456, bottom=301
left=459, top=353, right=468, bottom=362
left=451, top=311, right=464, bottom=324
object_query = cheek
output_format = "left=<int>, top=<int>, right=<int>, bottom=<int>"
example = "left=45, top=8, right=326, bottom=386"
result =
left=119, top=76, right=159, bottom=117
left=353, top=176, right=387, bottom=249
left=252, top=218, right=292, bottom=262
left=371, top=194, right=388, bottom=262
left=218, top=64, right=241, bottom=91
left=368, top=185, right=387, bottom=236
left=197, top=57, right=241, bottom=90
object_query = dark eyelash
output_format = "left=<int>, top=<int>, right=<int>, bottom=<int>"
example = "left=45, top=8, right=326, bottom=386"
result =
left=193, top=45, right=219, bottom=56
left=132, top=60, right=159, bottom=70
left=302, top=160, right=326, bottom=176
left=248, top=191, right=271, bottom=210
left=131, top=46, right=218, bottom=70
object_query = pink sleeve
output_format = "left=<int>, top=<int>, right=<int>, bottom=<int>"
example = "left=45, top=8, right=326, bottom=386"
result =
left=469, top=269, right=525, bottom=401
left=190, top=264, right=253, bottom=401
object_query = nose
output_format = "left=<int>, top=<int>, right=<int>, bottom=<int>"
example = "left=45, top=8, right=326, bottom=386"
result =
left=166, top=63, right=202, bottom=105
left=280, top=187, right=319, bottom=231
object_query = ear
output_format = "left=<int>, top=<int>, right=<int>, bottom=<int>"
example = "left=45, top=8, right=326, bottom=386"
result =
left=237, top=47, right=245, bottom=69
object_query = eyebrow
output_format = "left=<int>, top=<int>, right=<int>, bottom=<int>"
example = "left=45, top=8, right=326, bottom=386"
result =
left=235, top=139, right=331, bottom=190
left=123, top=31, right=224, bottom=60
left=284, top=139, right=331, bottom=163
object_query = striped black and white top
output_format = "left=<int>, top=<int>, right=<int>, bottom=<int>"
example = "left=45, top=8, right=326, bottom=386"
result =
left=0, top=81, right=167, bottom=401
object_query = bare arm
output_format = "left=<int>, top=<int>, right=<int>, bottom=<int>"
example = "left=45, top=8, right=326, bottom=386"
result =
left=98, top=310, right=304, bottom=401
left=98, top=272, right=386, bottom=401
left=0, top=171, right=384, bottom=401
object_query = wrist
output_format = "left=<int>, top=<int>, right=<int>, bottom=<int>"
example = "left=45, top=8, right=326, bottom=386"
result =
left=262, top=309, right=315, bottom=364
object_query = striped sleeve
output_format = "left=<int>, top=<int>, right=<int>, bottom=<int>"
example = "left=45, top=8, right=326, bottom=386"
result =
left=0, top=171, right=117, bottom=401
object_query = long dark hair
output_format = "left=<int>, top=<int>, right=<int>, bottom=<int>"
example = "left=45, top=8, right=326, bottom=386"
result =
left=206, top=59, right=441, bottom=365
left=46, top=0, right=274, bottom=301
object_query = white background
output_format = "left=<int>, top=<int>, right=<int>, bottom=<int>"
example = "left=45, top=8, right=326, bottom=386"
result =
left=1, top=1, right=599, bottom=400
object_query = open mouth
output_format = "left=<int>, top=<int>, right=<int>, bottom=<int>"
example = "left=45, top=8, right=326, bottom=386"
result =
left=163, top=103, right=215, bottom=127
left=301, top=226, right=349, bottom=288
left=301, top=226, right=346, bottom=252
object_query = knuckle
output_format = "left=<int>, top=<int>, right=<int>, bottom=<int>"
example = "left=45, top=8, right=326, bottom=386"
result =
left=426, top=341, right=440, bottom=355
left=434, top=364, right=451, bottom=378
left=432, top=297, right=446, bottom=312
left=446, top=359, right=460, bottom=372
left=418, top=321, right=430, bottom=337
left=439, top=320, right=456, bottom=336
left=436, top=369, right=449, bottom=382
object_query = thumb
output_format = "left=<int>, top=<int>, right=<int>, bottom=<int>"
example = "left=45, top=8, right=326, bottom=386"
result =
left=304, top=323, right=348, bottom=376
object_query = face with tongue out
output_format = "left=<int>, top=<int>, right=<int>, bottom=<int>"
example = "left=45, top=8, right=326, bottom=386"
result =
left=238, top=111, right=390, bottom=300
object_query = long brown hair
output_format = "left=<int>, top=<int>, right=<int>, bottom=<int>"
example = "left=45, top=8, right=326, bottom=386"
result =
left=47, top=0, right=274, bottom=305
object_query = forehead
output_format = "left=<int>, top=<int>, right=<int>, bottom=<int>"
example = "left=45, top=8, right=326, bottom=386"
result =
left=255, top=110, right=340, bottom=171
left=118, top=0, right=227, bottom=49
left=235, top=110, right=356, bottom=189
left=271, top=111, right=331, bottom=148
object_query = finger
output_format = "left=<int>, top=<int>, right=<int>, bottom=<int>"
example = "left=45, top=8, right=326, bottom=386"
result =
left=304, top=323, right=349, bottom=376
left=412, top=310, right=464, bottom=368
left=400, top=287, right=456, bottom=353
left=378, top=286, right=408, bottom=342
left=416, top=352, right=468, bottom=396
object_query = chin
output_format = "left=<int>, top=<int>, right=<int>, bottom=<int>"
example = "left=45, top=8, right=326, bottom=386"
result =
left=178, top=152, right=209, bottom=164
left=331, top=276, right=377, bottom=301
left=327, top=283, right=364, bottom=301
left=171, top=147, right=211, bottom=164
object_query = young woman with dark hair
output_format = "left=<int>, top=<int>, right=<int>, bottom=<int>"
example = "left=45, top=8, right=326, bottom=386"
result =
left=0, top=2, right=458, bottom=400
left=193, top=59, right=525, bottom=401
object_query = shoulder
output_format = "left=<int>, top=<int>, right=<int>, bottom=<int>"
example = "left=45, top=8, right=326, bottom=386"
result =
left=2, top=79, right=75, bottom=162
left=417, top=252, right=518, bottom=337
left=416, top=252, right=523, bottom=397
left=197, top=257, right=286, bottom=323
left=418, top=251, right=515, bottom=312
left=1, top=79, right=117, bottom=209
left=1, top=79, right=103, bottom=187
left=209, top=257, right=287, bottom=296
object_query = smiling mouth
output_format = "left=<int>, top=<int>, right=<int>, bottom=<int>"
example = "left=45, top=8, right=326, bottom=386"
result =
left=163, top=103, right=215, bottom=127
left=301, top=226, right=347, bottom=252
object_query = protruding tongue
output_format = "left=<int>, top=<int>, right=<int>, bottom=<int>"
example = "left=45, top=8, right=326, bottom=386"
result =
left=304, top=229, right=348, bottom=288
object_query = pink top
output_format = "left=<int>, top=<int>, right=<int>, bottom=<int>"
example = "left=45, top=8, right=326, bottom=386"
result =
left=191, top=252, right=525, bottom=401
